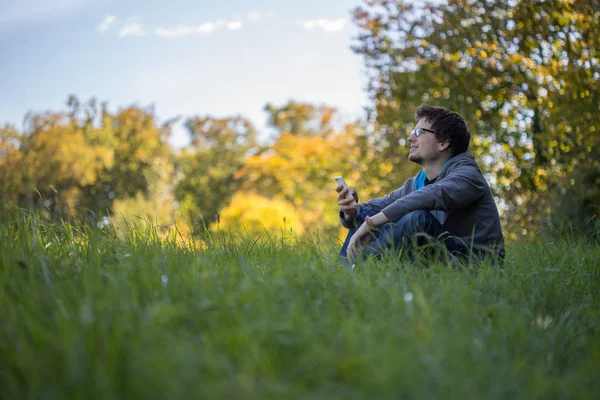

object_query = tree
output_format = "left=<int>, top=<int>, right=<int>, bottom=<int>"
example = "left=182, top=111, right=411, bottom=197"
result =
left=103, top=105, right=172, bottom=199
left=352, top=0, right=600, bottom=239
left=13, top=111, right=106, bottom=219
left=236, top=120, right=378, bottom=237
left=264, top=100, right=338, bottom=139
left=175, top=116, right=258, bottom=231
left=0, top=125, right=23, bottom=207
left=0, top=96, right=175, bottom=222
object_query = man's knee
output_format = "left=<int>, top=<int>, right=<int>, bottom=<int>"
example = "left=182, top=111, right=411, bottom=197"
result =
left=395, top=210, right=432, bottom=233
left=373, top=210, right=432, bottom=249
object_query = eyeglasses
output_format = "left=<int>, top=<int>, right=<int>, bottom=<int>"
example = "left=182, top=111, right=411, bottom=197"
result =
left=410, top=127, right=435, bottom=137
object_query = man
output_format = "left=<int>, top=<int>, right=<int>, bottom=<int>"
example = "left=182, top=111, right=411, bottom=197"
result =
left=337, top=104, right=505, bottom=264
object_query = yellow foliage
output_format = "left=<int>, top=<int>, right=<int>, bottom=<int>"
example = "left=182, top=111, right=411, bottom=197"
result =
left=212, top=192, right=304, bottom=237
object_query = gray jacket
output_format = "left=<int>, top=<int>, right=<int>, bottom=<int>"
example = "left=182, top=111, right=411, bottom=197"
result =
left=341, top=153, right=505, bottom=260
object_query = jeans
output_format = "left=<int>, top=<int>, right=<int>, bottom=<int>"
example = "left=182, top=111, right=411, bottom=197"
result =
left=340, top=209, right=462, bottom=263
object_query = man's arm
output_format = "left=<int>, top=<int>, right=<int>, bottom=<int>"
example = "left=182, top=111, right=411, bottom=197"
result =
left=358, top=178, right=414, bottom=213
left=339, top=181, right=411, bottom=229
left=379, top=165, right=486, bottom=223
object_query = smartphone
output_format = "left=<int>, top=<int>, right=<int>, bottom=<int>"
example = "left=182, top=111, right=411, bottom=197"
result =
left=334, top=176, right=357, bottom=206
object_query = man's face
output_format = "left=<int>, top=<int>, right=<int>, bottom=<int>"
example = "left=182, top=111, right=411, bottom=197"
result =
left=408, top=118, right=448, bottom=164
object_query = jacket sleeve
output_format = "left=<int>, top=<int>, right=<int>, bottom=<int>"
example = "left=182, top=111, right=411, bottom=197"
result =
left=339, top=210, right=358, bottom=229
left=380, top=165, right=486, bottom=223
left=339, top=179, right=412, bottom=229
left=361, top=188, right=404, bottom=213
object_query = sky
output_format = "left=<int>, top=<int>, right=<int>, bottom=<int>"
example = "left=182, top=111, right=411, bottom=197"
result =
left=0, top=0, right=371, bottom=147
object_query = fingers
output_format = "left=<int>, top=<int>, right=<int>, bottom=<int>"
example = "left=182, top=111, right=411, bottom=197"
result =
left=338, top=189, right=357, bottom=211
left=338, top=199, right=355, bottom=208
left=347, top=224, right=372, bottom=262
left=347, top=231, right=361, bottom=262
left=336, top=187, right=348, bottom=200
left=338, top=194, right=354, bottom=203
left=338, top=186, right=358, bottom=218
left=339, top=197, right=357, bottom=215
left=347, top=240, right=356, bottom=262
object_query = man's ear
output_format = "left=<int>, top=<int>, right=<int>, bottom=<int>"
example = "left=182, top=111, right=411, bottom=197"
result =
left=438, top=140, right=451, bottom=152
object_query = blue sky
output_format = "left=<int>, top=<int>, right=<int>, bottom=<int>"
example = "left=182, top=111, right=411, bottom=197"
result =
left=0, top=0, right=370, bottom=147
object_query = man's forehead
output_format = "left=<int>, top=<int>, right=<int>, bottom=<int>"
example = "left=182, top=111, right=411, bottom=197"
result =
left=416, top=117, right=433, bottom=128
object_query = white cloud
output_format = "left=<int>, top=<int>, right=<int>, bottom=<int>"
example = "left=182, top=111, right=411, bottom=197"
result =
left=154, top=11, right=273, bottom=39
left=119, top=17, right=145, bottom=37
left=197, top=21, right=219, bottom=34
left=226, top=21, right=243, bottom=30
left=97, top=14, right=116, bottom=33
left=155, top=18, right=245, bottom=38
left=155, top=25, right=192, bottom=38
left=302, top=18, right=348, bottom=33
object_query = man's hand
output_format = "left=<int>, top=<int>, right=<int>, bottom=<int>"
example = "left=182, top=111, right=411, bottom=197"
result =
left=346, top=221, right=372, bottom=262
left=336, top=185, right=359, bottom=217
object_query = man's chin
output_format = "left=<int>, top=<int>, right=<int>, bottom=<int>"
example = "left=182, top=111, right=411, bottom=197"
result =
left=408, top=154, right=422, bottom=164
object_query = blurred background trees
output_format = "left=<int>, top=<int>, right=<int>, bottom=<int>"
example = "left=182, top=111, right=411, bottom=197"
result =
left=1, top=0, right=598, bottom=241
left=0, top=97, right=175, bottom=227
left=174, top=115, right=258, bottom=232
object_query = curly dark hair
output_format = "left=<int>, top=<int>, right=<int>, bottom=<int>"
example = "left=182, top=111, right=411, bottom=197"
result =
left=415, top=104, right=470, bottom=156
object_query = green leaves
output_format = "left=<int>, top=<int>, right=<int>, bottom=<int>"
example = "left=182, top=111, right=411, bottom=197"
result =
left=174, top=115, right=259, bottom=231
left=0, top=97, right=173, bottom=224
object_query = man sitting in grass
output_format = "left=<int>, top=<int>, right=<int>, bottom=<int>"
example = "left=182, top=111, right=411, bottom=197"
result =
left=336, top=104, right=505, bottom=265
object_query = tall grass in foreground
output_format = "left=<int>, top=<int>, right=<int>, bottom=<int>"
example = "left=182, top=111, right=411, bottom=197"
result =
left=1, top=210, right=599, bottom=399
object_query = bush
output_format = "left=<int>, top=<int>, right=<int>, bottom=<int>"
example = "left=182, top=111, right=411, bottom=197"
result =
left=211, top=192, right=304, bottom=237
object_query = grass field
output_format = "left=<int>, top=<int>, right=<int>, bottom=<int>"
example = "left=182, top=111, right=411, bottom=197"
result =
left=1, top=212, right=599, bottom=399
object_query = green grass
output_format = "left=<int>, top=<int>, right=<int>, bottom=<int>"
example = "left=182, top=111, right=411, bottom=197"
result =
left=1, top=211, right=599, bottom=399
